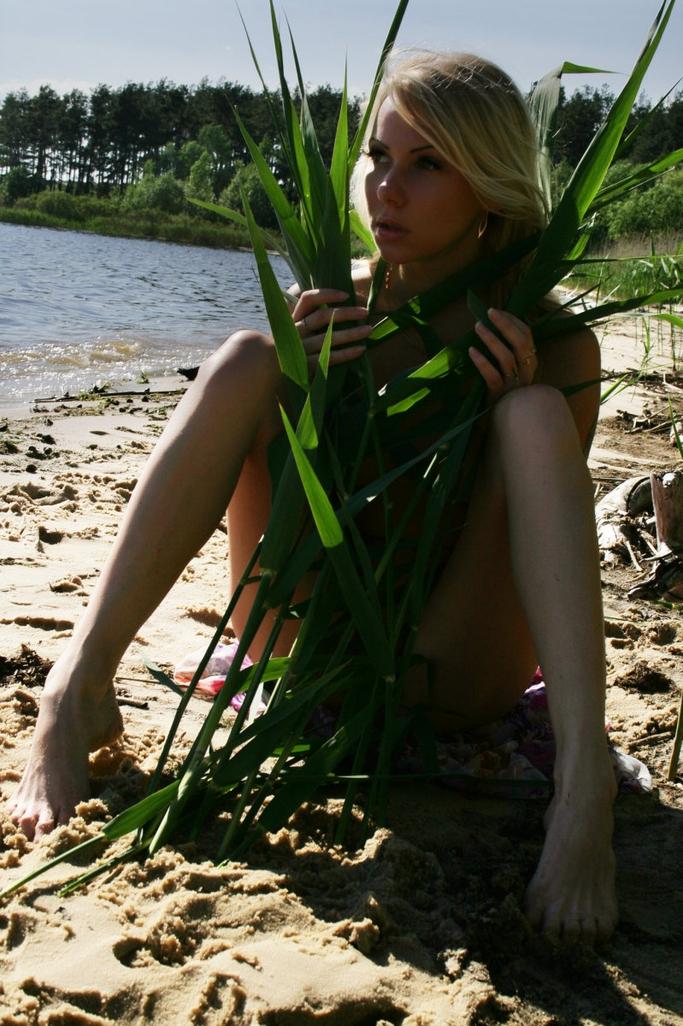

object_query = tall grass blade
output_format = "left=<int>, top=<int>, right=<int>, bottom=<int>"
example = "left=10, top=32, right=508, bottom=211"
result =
left=187, top=198, right=288, bottom=260
left=350, top=209, right=375, bottom=252
left=330, top=65, right=351, bottom=223
left=348, top=0, right=411, bottom=168
left=241, top=189, right=309, bottom=390
left=616, top=77, right=682, bottom=159
left=280, top=405, right=344, bottom=548
left=529, top=61, right=613, bottom=209
left=233, top=106, right=314, bottom=279
left=590, top=149, right=683, bottom=209
left=510, top=0, right=677, bottom=315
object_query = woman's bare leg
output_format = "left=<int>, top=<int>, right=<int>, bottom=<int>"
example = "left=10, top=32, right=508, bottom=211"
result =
left=10, top=331, right=280, bottom=839
left=414, top=385, right=616, bottom=941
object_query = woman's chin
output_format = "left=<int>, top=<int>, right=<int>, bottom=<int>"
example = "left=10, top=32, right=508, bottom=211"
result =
left=373, top=239, right=414, bottom=264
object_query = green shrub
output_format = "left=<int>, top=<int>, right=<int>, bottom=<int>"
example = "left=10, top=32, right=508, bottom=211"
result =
left=123, top=171, right=187, bottom=214
left=2, top=165, right=39, bottom=205
left=602, top=170, right=683, bottom=240
left=33, top=190, right=84, bottom=221
left=0, top=206, right=57, bottom=227
left=77, top=194, right=121, bottom=218
left=186, top=152, right=215, bottom=202
left=219, top=161, right=278, bottom=231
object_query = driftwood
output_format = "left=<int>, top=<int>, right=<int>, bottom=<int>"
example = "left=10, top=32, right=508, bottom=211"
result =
left=651, top=470, right=683, bottom=555
left=32, top=387, right=185, bottom=404
left=668, top=691, right=683, bottom=781
left=595, top=476, right=654, bottom=562
left=595, top=474, right=683, bottom=601
left=628, top=553, right=683, bottom=601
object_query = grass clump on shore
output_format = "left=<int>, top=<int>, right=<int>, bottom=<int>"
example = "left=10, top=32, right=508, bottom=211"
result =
left=0, top=190, right=254, bottom=249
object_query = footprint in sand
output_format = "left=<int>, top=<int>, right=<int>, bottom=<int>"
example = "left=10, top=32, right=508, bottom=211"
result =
left=186, top=607, right=226, bottom=629
left=2, top=615, right=74, bottom=631
left=113, top=894, right=216, bottom=967
left=646, top=622, right=677, bottom=645
left=613, top=660, right=673, bottom=694
left=49, top=575, right=85, bottom=594
left=37, top=526, right=64, bottom=545
left=5, top=482, right=78, bottom=507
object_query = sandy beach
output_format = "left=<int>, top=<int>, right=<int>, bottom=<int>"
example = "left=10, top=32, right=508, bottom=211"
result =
left=0, top=317, right=682, bottom=1026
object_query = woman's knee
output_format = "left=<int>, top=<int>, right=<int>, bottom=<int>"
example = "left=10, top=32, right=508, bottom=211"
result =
left=491, top=384, right=577, bottom=454
left=193, top=331, right=281, bottom=449
left=198, top=330, right=279, bottom=397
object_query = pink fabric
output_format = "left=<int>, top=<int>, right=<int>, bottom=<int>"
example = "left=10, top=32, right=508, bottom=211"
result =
left=173, top=640, right=258, bottom=708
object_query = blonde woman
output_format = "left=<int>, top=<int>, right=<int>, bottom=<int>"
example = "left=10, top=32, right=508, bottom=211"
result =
left=11, top=51, right=617, bottom=943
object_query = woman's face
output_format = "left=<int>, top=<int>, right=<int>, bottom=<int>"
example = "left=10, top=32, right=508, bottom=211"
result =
left=364, top=99, right=484, bottom=285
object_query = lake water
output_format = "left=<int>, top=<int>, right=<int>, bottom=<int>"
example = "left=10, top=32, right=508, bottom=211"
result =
left=0, top=222, right=290, bottom=405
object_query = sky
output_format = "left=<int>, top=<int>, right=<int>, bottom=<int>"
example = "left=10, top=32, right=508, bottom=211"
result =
left=1, top=0, right=681, bottom=104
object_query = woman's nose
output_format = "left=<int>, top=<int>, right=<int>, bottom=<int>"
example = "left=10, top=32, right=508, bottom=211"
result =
left=377, top=168, right=405, bottom=206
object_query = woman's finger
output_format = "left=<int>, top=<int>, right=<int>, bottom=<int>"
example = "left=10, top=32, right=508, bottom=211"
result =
left=296, top=304, right=369, bottom=335
left=468, top=345, right=506, bottom=395
left=300, top=323, right=374, bottom=352
left=488, top=308, right=537, bottom=368
left=292, top=288, right=350, bottom=322
left=306, top=345, right=366, bottom=373
left=474, top=320, right=517, bottom=378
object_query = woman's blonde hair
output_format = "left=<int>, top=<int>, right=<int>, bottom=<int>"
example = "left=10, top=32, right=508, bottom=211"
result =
left=353, top=50, right=548, bottom=286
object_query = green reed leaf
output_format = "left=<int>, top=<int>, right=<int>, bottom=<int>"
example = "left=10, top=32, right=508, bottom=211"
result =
left=510, top=0, right=677, bottom=316
left=348, top=0, right=411, bottom=168
left=233, top=105, right=314, bottom=278
left=590, top=149, right=683, bottom=209
left=350, top=209, right=375, bottom=253
left=533, top=287, right=683, bottom=342
left=280, top=405, right=343, bottom=547
left=241, top=190, right=309, bottom=391
left=616, top=77, right=682, bottom=160
left=654, top=311, right=683, bottom=331
left=330, top=65, right=350, bottom=224
left=255, top=706, right=372, bottom=834
left=187, top=197, right=287, bottom=257
left=529, top=61, right=613, bottom=208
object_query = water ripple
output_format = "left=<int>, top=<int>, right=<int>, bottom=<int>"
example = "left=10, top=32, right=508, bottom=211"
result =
left=0, top=222, right=290, bottom=400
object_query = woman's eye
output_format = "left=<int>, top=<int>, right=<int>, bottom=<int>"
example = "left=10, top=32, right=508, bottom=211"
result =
left=366, top=148, right=389, bottom=165
left=417, top=156, right=442, bottom=170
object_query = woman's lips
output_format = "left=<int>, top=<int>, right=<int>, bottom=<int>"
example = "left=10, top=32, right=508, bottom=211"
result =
left=373, top=219, right=409, bottom=242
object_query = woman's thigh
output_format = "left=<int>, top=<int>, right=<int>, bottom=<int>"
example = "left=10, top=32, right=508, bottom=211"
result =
left=230, top=425, right=538, bottom=692
left=228, top=416, right=315, bottom=660
left=408, top=426, right=537, bottom=730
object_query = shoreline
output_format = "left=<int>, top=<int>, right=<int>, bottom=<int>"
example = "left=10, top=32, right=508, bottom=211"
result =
left=0, top=207, right=255, bottom=252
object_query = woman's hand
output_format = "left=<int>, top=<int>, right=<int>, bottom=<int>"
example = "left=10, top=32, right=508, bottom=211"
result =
left=469, top=307, right=538, bottom=400
left=291, top=289, right=373, bottom=373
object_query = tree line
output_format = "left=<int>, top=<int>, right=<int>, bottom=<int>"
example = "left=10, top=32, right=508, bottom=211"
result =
left=0, top=80, right=358, bottom=201
left=1, top=78, right=681, bottom=199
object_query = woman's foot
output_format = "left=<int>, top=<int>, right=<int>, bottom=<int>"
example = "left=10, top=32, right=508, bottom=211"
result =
left=9, top=651, right=123, bottom=840
left=524, top=755, right=618, bottom=943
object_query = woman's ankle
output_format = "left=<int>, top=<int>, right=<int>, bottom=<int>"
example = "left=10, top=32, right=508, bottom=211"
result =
left=45, top=638, right=119, bottom=698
